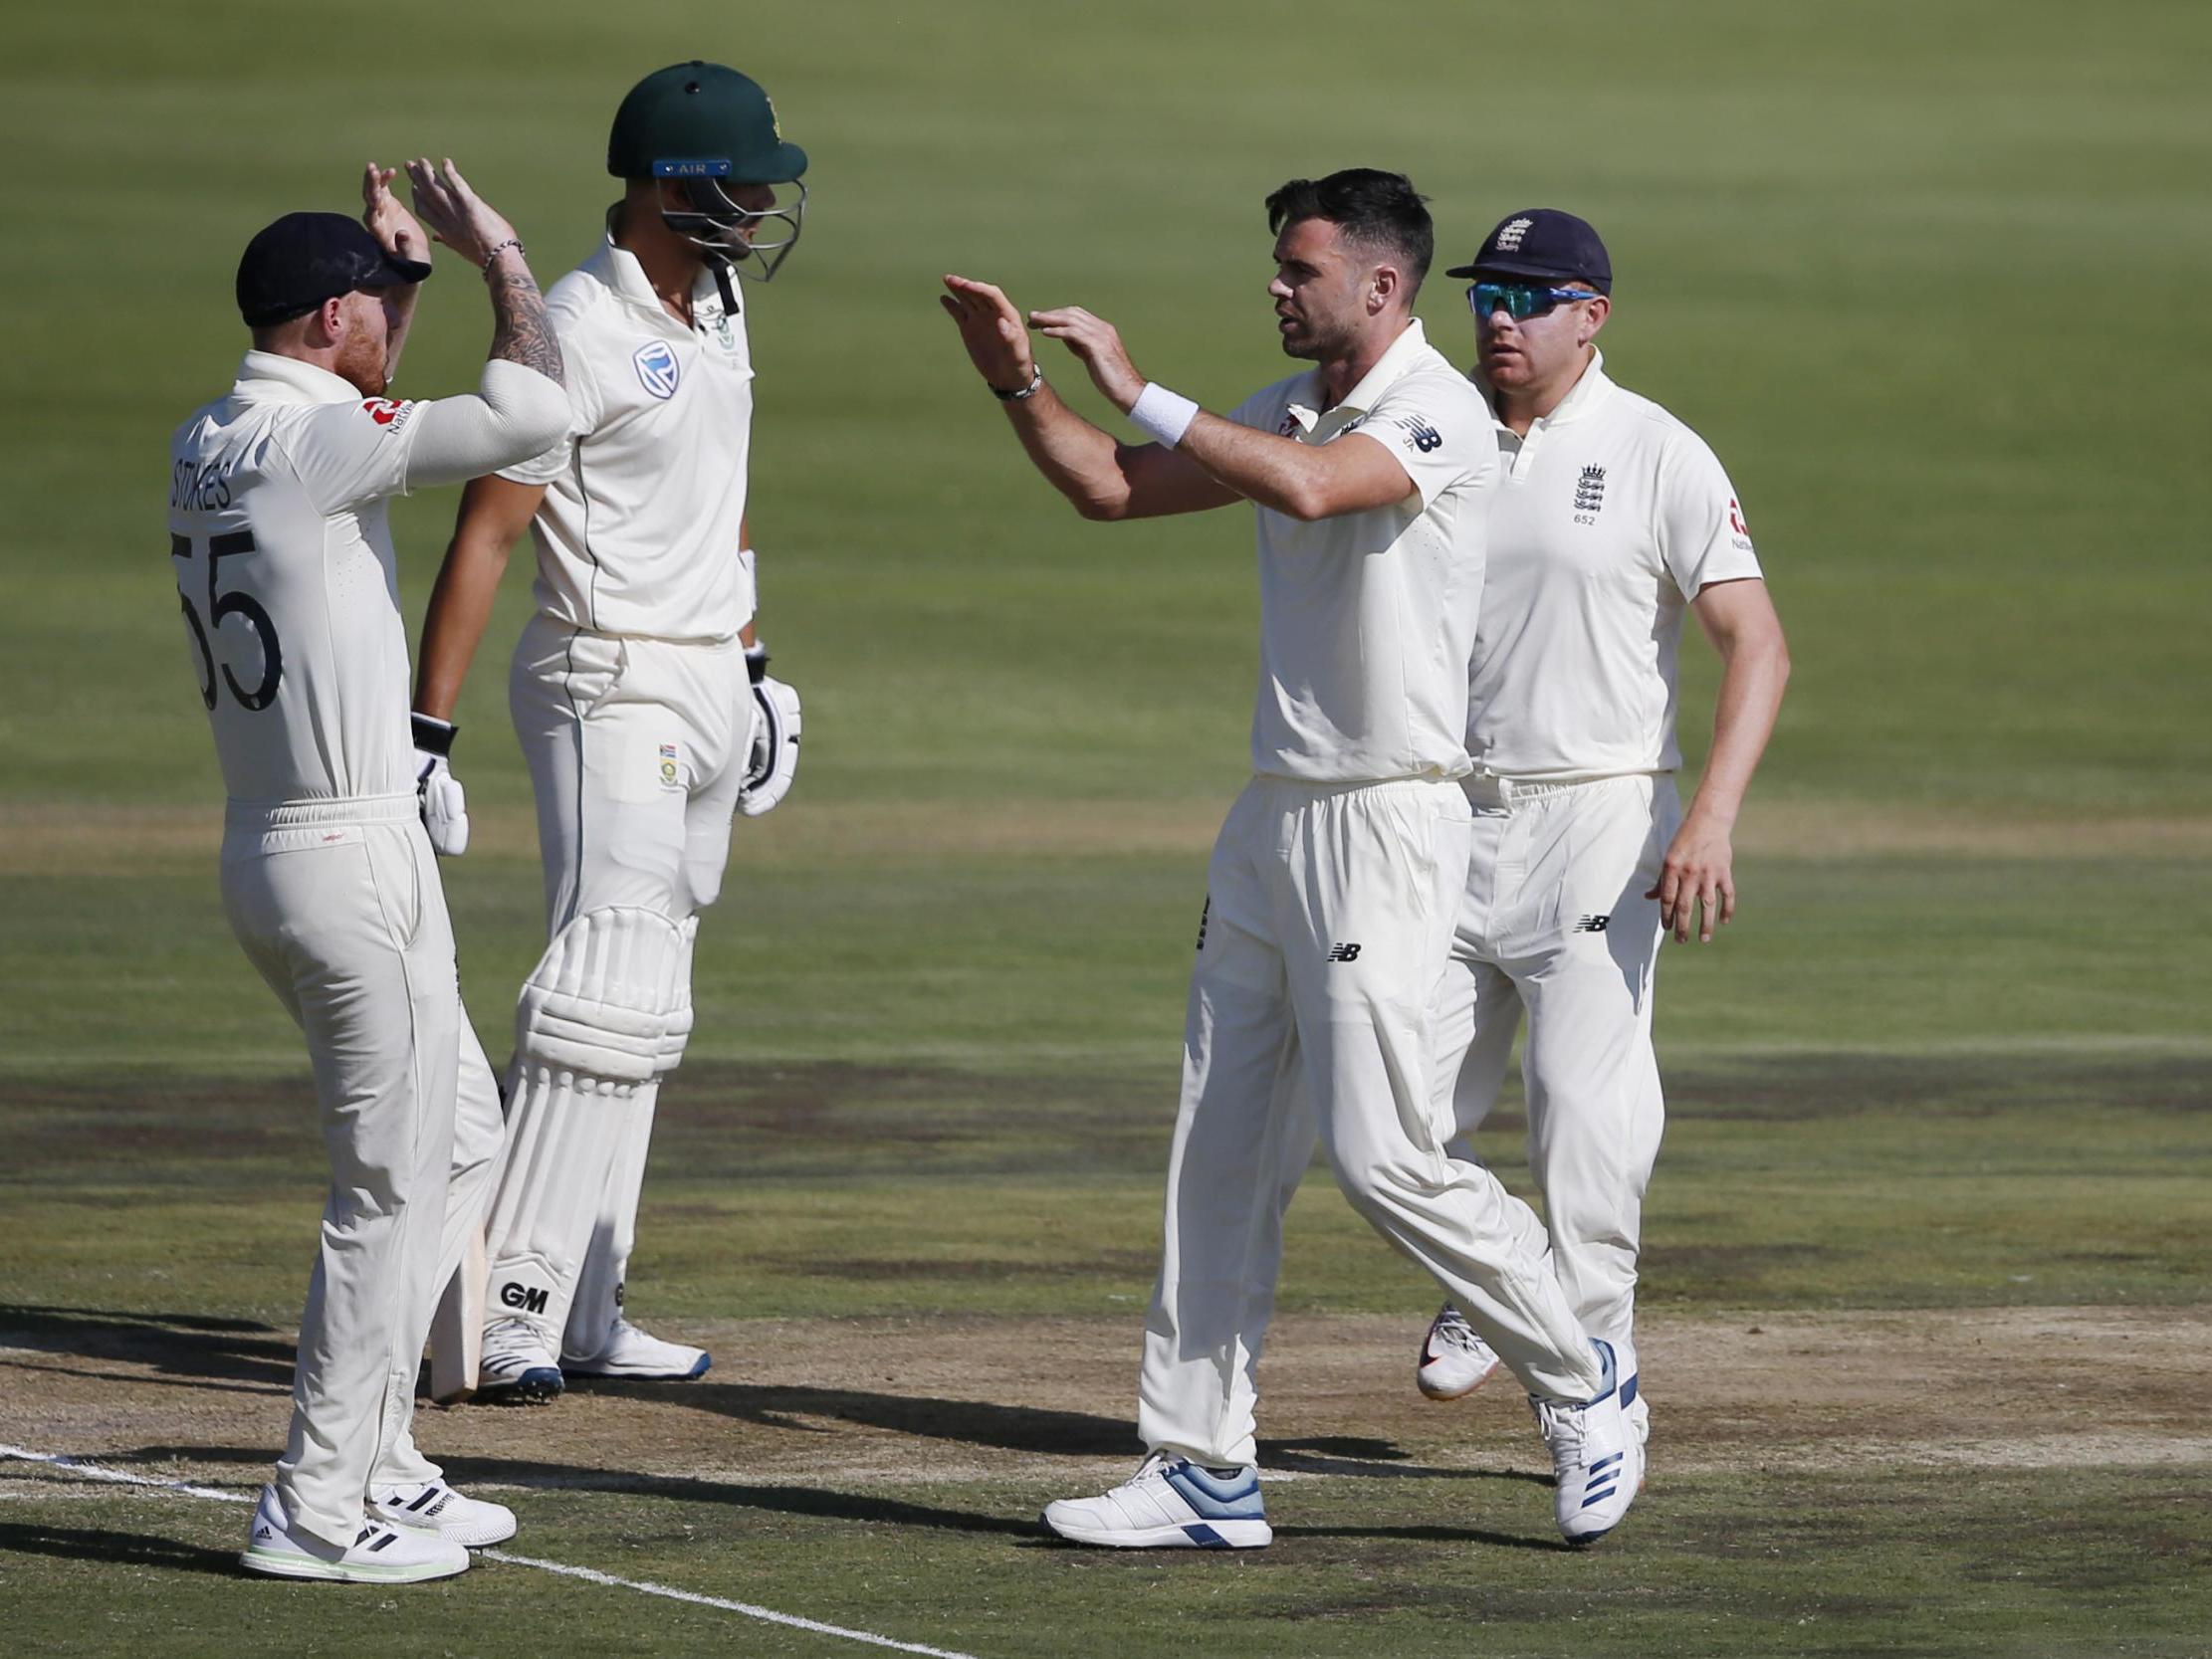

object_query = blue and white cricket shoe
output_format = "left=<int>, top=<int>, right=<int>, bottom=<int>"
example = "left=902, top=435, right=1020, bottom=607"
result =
left=1042, top=1454, right=1272, bottom=1550
left=1531, top=1339, right=1644, bottom=1545
left=475, top=1317, right=564, bottom=1405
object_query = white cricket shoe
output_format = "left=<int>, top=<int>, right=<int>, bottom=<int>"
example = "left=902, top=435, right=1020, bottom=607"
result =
left=1416, top=1302, right=1501, bottom=1400
left=1532, top=1340, right=1644, bottom=1545
left=563, top=1317, right=711, bottom=1381
left=1042, top=1454, right=1272, bottom=1550
left=475, top=1317, right=564, bottom=1405
left=239, top=1485, right=469, bottom=1583
left=369, top=1477, right=517, bottom=1547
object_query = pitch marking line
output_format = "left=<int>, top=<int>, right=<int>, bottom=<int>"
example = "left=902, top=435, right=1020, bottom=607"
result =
left=1, top=1444, right=983, bottom=1659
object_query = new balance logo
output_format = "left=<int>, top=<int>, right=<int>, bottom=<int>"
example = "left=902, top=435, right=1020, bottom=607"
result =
left=1573, top=915, right=1611, bottom=933
left=1327, top=942, right=1362, bottom=962
left=499, top=1282, right=550, bottom=1315
left=1395, top=413, right=1443, bottom=453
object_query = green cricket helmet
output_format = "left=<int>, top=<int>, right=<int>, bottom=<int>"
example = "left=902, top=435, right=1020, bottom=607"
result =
left=608, top=61, right=809, bottom=283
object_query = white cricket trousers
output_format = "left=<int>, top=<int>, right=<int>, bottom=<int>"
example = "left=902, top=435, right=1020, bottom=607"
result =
left=1137, top=776, right=1608, bottom=1470
left=1430, top=771, right=1680, bottom=1382
left=220, top=796, right=459, bottom=1547
left=485, top=615, right=753, bottom=1355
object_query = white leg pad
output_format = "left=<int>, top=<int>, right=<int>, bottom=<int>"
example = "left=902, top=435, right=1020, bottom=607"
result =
left=482, top=908, right=691, bottom=1350
left=566, top=917, right=697, bottom=1358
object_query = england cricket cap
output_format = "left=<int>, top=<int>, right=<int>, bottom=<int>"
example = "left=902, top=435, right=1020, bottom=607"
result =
left=1444, top=208, right=1613, bottom=294
left=606, top=61, right=808, bottom=185
left=235, top=212, right=433, bottom=328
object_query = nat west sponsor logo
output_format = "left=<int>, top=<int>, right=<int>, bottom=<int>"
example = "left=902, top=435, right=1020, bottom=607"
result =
left=500, top=1281, right=550, bottom=1315
left=360, top=397, right=413, bottom=432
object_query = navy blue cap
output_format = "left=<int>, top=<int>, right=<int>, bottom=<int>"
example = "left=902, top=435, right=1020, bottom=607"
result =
left=1445, top=209, right=1612, bottom=294
left=235, top=212, right=433, bottom=328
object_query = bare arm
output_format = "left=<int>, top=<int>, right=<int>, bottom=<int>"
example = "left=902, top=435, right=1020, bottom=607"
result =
left=941, top=276, right=1236, bottom=521
left=1028, top=302, right=1418, bottom=521
left=403, top=156, right=562, bottom=387
left=1648, top=577, right=1792, bottom=942
left=361, top=163, right=427, bottom=385
left=414, top=475, right=548, bottom=720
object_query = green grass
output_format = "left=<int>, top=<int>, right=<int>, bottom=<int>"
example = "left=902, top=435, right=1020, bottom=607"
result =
left=4, top=1468, right=2208, bottom=1659
left=3, top=0, right=2209, bottom=1654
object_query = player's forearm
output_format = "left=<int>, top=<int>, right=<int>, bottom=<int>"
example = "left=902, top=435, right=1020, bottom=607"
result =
left=413, top=534, right=515, bottom=721
left=485, top=248, right=563, bottom=386
left=1684, top=628, right=1790, bottom=827
left=1003, top=385, right=1143, bottom=519
left=1175, top=412, right=1342, bottom=520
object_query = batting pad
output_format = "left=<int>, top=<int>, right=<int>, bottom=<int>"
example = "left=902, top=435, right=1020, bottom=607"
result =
left=514, top=907, right=691, bottom=1086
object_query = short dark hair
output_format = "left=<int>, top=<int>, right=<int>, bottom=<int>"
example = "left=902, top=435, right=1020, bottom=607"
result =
left=1265, top=169, right=1433, bottom=296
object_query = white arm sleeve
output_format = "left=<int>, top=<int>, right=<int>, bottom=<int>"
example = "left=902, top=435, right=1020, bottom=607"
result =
left=401, top=360, right=572, bottom=493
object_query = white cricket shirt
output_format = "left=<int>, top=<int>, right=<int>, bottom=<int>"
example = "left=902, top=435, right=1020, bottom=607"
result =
left=502, top=234, right=757, bottom=641
left=167, top=353, right=444, bottom=805
left=1466, top=351, right=1763, bottom=778
left=1226, top=318, right=1496, bottom=783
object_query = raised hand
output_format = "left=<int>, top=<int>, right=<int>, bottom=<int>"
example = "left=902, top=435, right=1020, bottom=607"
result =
left=940, top=276, right=1036, bottom=394
left=404, top=157, right=521, bottom=270
left=1028, top=306, right=1145, bottom=413
left=361, top=162, right=429, bottom=268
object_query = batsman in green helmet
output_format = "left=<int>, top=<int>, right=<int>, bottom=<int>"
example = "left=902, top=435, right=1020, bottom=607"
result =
left=411, top=62, right=811, bottom=1406
left=608, top=59, right=810, bottom=302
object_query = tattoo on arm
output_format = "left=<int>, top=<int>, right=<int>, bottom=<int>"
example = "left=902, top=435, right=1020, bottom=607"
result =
left=487, top=262, right=564, bottom=385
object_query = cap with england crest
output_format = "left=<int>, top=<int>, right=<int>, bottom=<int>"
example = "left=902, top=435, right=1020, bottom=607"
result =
left=235, top=212, right=433, bottom=328
left=1444, top=208, right=1612, bottom=294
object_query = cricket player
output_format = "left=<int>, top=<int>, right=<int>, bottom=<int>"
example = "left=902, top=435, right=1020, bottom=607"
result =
left=1408, top=210, right=1791, bottom=1446
left=172, top=161, right=568, bottom=1580
left=942, top=169, right=1642, bottom=1549
left=411, top=61, right=808, bottom=1402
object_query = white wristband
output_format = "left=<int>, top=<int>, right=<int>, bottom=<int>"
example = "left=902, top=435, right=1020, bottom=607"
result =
left=735, top=546, right=758, bottom=626
left=1129, top=382, right=1201, bottom=449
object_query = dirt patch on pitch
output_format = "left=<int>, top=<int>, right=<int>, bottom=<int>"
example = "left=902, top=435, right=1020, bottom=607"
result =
left=10, top=797, right=2211, bottom=876
left=3, top=1305, right=2205, bottom=1504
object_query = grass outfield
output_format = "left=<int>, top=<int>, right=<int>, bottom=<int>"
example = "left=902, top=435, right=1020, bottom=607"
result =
left=3, top=0, right=2210, bottom=1655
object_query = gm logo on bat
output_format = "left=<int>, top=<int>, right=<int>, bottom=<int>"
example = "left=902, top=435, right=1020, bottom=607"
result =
left=633, top=339, right=681, bottom=400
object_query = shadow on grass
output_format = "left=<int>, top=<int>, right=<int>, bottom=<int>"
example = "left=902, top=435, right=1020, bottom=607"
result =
left=0, top=1304, right=293, bottom=1391
left=0, top=1521, right=239, bottom=1576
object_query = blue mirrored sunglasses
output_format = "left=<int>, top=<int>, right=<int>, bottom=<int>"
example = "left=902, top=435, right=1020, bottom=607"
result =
left=1467, top=282, right=1598, bottom=321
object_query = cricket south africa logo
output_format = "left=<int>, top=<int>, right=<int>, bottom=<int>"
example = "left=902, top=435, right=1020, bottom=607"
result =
left=633, top=339, right=681, bottom=399
left=1495, top=217, right=1534, bottom=252
left=1574, top=465, right=1607, bottom=516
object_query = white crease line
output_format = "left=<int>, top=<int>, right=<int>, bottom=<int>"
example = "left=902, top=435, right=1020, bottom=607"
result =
left=1, top=1444, right=982, bottom=1659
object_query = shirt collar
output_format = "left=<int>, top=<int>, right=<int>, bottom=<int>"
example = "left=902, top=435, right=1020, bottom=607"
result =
left=1474, top=347, right=1613, bottom=433
left=234, top=349, right=366, bottom=405
left=589, top=214, right=737, bottom=333
left=1284, top=316, right=1434, bottom=432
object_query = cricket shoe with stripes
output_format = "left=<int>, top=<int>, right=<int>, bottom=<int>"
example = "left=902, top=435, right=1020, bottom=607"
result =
left=475, top=1316, right=564, bottom=1404
left=1043, top=1454, right=1272, bottom=1550
left=1416, top=1302, right=1501, bottom=1400
left=239, top=1484, right=469, bottom=1583
left=1531, top=1339, right=1644, bottom=1545
left=563, top=1318, right=711, bottom=1381
left=369, top=1477, right=517, bottom=1547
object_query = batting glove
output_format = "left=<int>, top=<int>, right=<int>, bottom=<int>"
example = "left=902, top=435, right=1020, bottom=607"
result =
left=412, top=713, right=471, bottom=856
left=737, top=642, right=801, bottom=818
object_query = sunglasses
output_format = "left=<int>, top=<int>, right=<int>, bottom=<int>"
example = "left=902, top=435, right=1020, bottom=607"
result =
left=1466, top=282, right=1598, bottom=321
